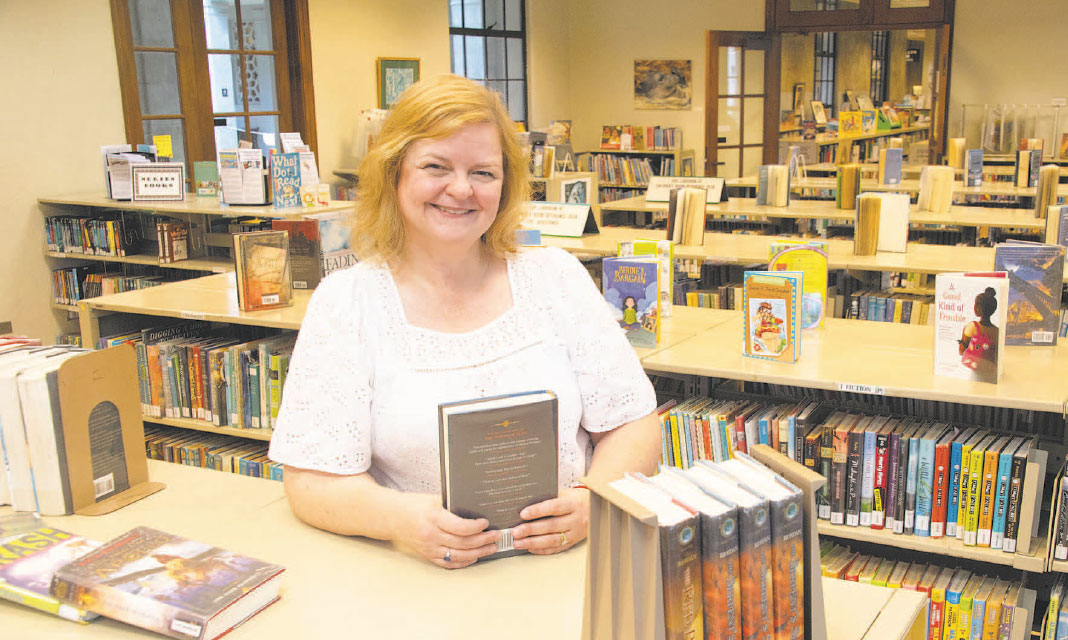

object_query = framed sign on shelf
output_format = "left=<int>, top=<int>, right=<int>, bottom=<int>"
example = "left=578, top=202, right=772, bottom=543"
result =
left=131, top=163, right=185, bottom=201
left=377, top=57, right=420, bottom=109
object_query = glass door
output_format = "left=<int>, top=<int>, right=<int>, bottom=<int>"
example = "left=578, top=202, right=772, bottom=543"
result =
left=705, top=31, right=780, bottom=179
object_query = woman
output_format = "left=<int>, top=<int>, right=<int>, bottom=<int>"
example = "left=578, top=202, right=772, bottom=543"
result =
left=958, top=286, right=999, bottom=380
left=268, top=75, right=660, bottom=569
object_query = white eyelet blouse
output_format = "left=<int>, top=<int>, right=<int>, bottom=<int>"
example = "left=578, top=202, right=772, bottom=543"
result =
left=267, top=246, right=656, bottom=493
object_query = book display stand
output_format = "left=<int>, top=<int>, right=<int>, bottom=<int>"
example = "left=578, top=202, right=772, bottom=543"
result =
left=581, top=444, right=828, bottom=640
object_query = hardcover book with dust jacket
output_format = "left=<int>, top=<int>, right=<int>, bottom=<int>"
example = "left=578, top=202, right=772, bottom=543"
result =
left=232, top=231, right=293, bottom=312
left=934, top=272, right=1009, bottom=384
left=439, top=390, right=558, bottom=560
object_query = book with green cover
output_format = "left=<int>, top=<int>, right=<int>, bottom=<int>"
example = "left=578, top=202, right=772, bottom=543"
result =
left=943, top=569, right=972, bottom=640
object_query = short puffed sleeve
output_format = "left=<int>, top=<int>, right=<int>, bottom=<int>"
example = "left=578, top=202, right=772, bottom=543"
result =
left=267, top=268, right=373, bottom=474
left=537, top=248, right=657, bottom=433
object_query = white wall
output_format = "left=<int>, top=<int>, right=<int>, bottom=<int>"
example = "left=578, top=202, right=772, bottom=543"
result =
left=0, top=1, right=127, bottom=342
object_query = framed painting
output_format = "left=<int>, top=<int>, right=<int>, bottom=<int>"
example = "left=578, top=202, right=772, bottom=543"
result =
left=377, top=58, right=420, bottom=109
left=634, top=60, right=692, bottom=110
left=792, top=82, right=805, bottom=114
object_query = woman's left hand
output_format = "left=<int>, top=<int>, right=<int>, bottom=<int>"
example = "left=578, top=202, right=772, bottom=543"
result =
left=511, top=487, right=590, bottom=555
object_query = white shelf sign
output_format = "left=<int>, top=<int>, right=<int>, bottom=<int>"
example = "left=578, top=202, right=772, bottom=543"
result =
left=646, top=176, right=725, bottom=203
left=837, top=382, right=886, bottom=395
left=521, top=202, right=597, bottom=238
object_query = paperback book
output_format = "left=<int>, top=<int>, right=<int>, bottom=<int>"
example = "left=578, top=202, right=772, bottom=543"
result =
left=934, top=272, right=1009, bottom=384
left=50, top=526, right=285, bottom=640
left=439, top=391, right=558, bottom=560
left=270, top=152, right=302, bottom=209
left=603, top=256, right=660, bottom=348
left=743, top=271, right=803, bottom=363
left=993, top=241, right=1065, bottom=345
left=768, top=241, right=828, bottom=329
left=232, top=231, right=293, bottom=312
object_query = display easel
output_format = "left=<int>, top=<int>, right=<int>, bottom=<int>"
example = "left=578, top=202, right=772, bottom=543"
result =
left=581, top=444, right=827, bottom=640
left=56, top=344, right=165, bottom=515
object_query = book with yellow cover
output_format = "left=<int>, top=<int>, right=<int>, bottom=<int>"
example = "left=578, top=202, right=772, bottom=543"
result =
left=769, top=241, right=828, bottom=329
left=977, top=436, right=1009, bottom=547
left=943, top=569, right=972, bottom=640
left=928, top=566, right=954, bottom=640
left=743, top=271, right=803, bottom=363
left=957, top=575, right=986, bottom=640
left=981, top=579, right=1008, bottom=640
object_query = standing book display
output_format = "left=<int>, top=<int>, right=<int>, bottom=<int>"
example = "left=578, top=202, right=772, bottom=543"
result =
left=582, top=444, right=827, bottom=640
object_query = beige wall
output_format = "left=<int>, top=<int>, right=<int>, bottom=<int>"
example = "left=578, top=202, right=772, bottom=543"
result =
left=527, top=0, right=573, bottom=129
left=836, top=31, right=870, bottom=110
left=308, top=0, right=451, bottom=182
left=948, top=0, right=1068, bottom=146
left=781, top=33, right=814, bottom=110
left=564, top=0, right=764, bottom=172
left=0, top=0, right=126, bottom=342
left=887, top=30, right=908, bottom=104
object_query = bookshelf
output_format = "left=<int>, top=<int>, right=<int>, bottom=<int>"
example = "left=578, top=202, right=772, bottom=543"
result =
left=780, top=124, right=930, bottom=148
left=578, top=148, right=696, bottom=202
left=725, top=175, right=1068, bottom=199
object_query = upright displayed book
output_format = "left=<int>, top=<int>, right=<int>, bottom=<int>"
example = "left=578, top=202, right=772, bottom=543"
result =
left=964, top=149, right=984, bottom=187
left=835, top=164, right=861, bottom=209
left=193, top=161, right=219, bottom=196
left=438, top=391, right=558, bottom=560
left=232, top=231, right=293, bottom=312
left=304, top=210, right=358, bottom=276
left=858, top=192, right=909, bottom=254
left=917, top=165, right=955, bottom=214
left=946, top=138, right=966, bottom=169
left=743, top=271, right=803, bottom=363
left=1013, top=149, right=1040, bottom=188
left=1046, top=206, right=1068, bottom=249
left=756, top=164, right=790, bottom=207
left=768, top=240, right=828, bottom=329
left=811, top=101, right=827, bottom=125
left=50, top=526, right=285, bottom=640
left=218, top=149, right=267, bottom=205
left=993, top=241, right=1064, bottom=345
left=0, top=514, right=99, bottom=622
left=599, top=125, right=623, bottom=150
left=270, top=219, right=322, bottom=290
left=666, top=187, right=707, bottom=246
left=877, top=148, right=903, bottom=185
left=854, top=194, right=881, bottom=256
left=618, top=239, right=675, bottom=315
left=934, top=272, right=1009, bottom=384
left=1034, top=164, right=1060, bottom=219
left=269, top=152, right=302, bottom=209
left=602, top=256, right=660, bottom=348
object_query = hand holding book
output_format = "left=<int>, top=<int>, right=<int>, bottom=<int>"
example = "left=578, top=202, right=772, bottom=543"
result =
left=398, top=492, right=502, bottom=569
left=511, top=486, right=590, bottom=553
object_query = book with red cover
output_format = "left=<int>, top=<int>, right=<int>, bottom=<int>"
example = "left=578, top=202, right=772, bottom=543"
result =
left=930, top=427, right=957, bottom=538
left=50, top=526, right=284, bottom=640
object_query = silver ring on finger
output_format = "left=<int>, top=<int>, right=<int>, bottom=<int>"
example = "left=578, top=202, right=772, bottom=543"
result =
left=443, top=547, right=452, bottom=562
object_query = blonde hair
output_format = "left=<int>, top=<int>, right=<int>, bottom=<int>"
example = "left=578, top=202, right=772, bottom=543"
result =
left=352, top=74, right=529, bottom=262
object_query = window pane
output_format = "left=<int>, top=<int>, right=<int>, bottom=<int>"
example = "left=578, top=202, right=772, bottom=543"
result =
left=203, top=0, right=239, bottom=50
left=484, top=0, right=504, bottom=30
left=449, top=0, right=463, bottom=28
left=239, top=0, right=273, bottom=50
left=742, top=146, right=762, bottom=179
left=246, top=55, right=277, bottom=111
left=720, top=148, right=739, bottom=179
left=465, top=36, right=486, bottom=79
left=744, top=50, right=764, bottom=93
left=129, top=0, right=174, bottom=47
left=208, top=53, right=244, bottom=112
left=719, top=46, right=741, bottom=95
left=143, top=119, right=186, bottom=165
left=718, top=97, right=740, bottom=146
left=505, top=0, right=522, bottom=30
left=487, top=81, right=506, bottom=105
left=890, top=0, right=929, bottom=7
left=135, top=51, right=181, bottom=116
left=249, top=114, right=280, bottom=154
left=506, top=37, right=524, bottom=79
left=487, top=37, right=505, bottom=80
left=213, top=115, right=244, bottom=151
left=451, top=35, right=465, bottom=76
left=743, top=97, right=764, bottom=145
left=463, top=0, right=483, bottom=28
left=507, top=80, right=525, bottom=122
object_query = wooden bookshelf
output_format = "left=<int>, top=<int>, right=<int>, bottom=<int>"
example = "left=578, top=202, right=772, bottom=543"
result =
left=44, top=250, right=233, bottom=273
left=38, top=193, right=354, bottom=218
left=146, top=415, right=274, bottom=441
left=599, top=195, right=1045, bottom=230
left=780, top=124, right=930, bottom=147
left=816, top=521, right=1047, bottom=572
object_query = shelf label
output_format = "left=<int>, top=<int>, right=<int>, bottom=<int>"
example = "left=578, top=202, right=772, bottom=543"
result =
left=837, top=382, right=886, bottom=395
left=521, top=202, right=597, bottom=238
left=179, top=311, right=207, bottom=320
left=646, top=176, right=724, bottom=203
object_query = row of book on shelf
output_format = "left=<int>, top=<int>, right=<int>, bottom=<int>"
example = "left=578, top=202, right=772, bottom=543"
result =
left=656, top=397, right=1046, bottom=553
left=819, top=542, right=1035, bottom=640
left=599, top=125, right=681, bottom=151
left=609, top=453, right=804, bottom=640
left=0, top=513, right=283, bottom=638
left=143, top=425, right=279, bottom=481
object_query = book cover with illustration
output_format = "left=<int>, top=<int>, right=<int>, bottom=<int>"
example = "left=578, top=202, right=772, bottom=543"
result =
left=232, top=230, right=292, bottom=312
left=769, top=241, right=827, bottom=329
left=993, top=241, right=1065, bottom=346
left=618, top=239, right=675, bottom=315
left=599, top=125, right=622, bottom=150
left=859, top=109, right=877, bottom=133
left=271, top=219, right=322, bottom=290
left=50, top=526, right=284, bottom=640
left=0, top=515, right=100, bottom=622
left=743, top=271, right=803, bottom=363
left=602, top=256, right=660, bottom=348
left=270, top=152, right=302, bottom=209
left=193, top=161, right=219, bottom=196
left=305, top=210, right=358, bottom=276
left=837, top=112, right=862, bottom=137
left=934, top=272, right=1009, bottom=384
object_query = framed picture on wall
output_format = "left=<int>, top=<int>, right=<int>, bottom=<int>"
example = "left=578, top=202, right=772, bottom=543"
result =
left=792, top=82, right=805, bottom=114
left=376, top=57, right=420, bottom=109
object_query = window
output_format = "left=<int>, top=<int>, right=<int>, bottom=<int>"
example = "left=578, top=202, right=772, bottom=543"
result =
left=448, top=0, right=528, bottom=125
left=870, top=30, right=890, bottom=105
left=110, top=0, right=316, bottom=167
left=813, top=32, right=837, bottom=117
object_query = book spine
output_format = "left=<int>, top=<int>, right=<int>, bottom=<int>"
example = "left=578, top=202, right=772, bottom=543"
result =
left=905, top=434, right=920, bottom=534
left=990, top=452, right=1014, bottom=550
left=915, top=435, right=935, bottom=537
left=964, top=446, right=985, bottom=546
left=948, top=441, right=964, bottom=538
left=970, top=597, right=987, bottom=640
left=701, top=509, right=741, bottom=640
left=845, top=429, right=864, bottom=526
left=769, top=492, right=804, bottom=640
left=931, top=440, right=951, bottom=538
left=977, top=448, right=999, bottom=547
left=1002, top=453, right=1027, bottom=553
left=738, top=504, right=773, bottom=640
left=818, top=425, right=833, bottom=520
left=792, top=416, right=805, bottom=465
left=929, top=588, right=946, bottom=640
left=872, top=431, right=889, bottom=530
left=997, top=600, right=1014, bottom=640
left=50, top=571, right=199, bottom=640
left=659, top=516, right=703, bottom=640
left=177, top=345, right=191, bottom=418
left=894, top=431, right=910, bottom=534
left=1057, top=477, right=1068, bottom=561
left=957, top=444, right=974, bottom=540
left=944, top=590, right=962, bottom=640
left=831, top=427, right=849, bottom=525
left=668, top=410, right=683, bottom=468
left=885, top=430, right=900, bottom=532
left=958, top=594, right=973, bottom=640
left=860, top=430, right=876, bottom=527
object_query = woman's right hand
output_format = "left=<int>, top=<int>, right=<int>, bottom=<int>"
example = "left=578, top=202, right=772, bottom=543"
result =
left=399, top=493, right=501, bottom=569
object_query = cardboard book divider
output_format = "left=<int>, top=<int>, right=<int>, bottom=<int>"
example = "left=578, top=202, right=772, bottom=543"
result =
left=581, top=443, right=827, bottom=640
left=57, top=344, right=165, bottom=515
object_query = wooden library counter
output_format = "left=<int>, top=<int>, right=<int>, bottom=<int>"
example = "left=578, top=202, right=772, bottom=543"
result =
left=599, top=195, right=1042, bottom=230
left=38, top=193, right=355, bottom=218
left=642, top=312, right=1068, bottom=413
left=4, top=461, right=926, bottom=640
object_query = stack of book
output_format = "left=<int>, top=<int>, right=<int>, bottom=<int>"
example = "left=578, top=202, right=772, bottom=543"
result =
left=44, top=216, right=128, bottom=256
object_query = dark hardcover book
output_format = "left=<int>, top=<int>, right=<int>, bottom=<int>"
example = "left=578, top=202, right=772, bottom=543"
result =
left=871, top=420, right=892, bottom=530
left=904, top=422, right=925, bottom=534
left=845, top=424, right=865, bottom=527
left=830, top=413, right=856, bottom=525
left=438, top=390, right=558, bottom=560
left=885, top=420, right=902, bottom=532
left=232, top=231, right=293, bottom=312
left=271, top=220, right=322, bottom=290
left=1002, top=439, right=1031, bottom=553
left=993, top=241, right=1065, bottom=346
left=50, top=526, right=284, bottom=640
left=817, top=415, right=837, bottom=521
left=894, top=421, right=918, bottom=534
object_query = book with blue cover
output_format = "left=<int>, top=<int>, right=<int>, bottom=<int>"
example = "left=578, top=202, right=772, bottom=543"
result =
left=914, top=424, right=946, bottom=537
left=994, top=241, right=1065, bottom=346
left=270, top=152, right=302, bottom=209
left=878, top=148, right=903, bottom=185
left=602, top=256, right=660, bottom=348
left=965, top=149, right=984, bottom=187
left=991, top=436, right=1024, bottom=550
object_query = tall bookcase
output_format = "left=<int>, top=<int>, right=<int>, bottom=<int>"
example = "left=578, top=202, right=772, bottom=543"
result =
left=578, top=148, right=696, bottom=203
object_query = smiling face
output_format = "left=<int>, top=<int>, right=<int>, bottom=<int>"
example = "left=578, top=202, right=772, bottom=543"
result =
left=395, top=122, right=504, bottom=256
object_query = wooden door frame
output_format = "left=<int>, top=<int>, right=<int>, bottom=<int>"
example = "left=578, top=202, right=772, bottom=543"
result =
left=704, top=31, right=781, bottom=177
